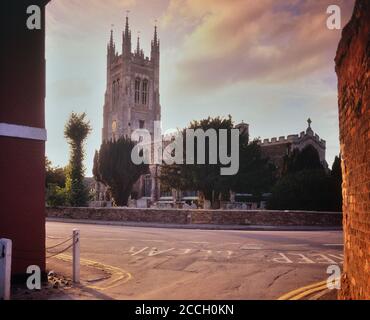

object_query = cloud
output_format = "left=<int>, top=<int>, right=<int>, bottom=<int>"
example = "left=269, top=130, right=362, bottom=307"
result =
left=160, top=0, right=355, bottom=92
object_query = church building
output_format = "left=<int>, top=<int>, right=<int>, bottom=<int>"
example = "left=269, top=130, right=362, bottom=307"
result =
left=95, top=17, right=328, bottom=209
left=101, top=16, right=161, bottom=202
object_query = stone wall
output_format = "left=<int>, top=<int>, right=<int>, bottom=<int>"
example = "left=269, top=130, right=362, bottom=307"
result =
left=46, top=207, right=342, bottom=227
left=335, top=0, right=370, bottom=300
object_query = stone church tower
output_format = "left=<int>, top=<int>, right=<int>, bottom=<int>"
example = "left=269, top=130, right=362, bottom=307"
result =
left=102, top=16, right=161, bottom=142
left=100, top=17, right=161, bottom=203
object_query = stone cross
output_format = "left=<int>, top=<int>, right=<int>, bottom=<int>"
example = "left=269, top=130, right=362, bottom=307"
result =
left=307, top=118, right=312, bottom=128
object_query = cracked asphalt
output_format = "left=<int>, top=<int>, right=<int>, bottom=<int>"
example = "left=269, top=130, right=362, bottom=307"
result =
left=46, top=221, right=343, bottom=300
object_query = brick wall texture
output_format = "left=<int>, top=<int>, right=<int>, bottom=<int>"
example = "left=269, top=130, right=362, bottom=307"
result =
left=335, top=0, right=370, bottom=300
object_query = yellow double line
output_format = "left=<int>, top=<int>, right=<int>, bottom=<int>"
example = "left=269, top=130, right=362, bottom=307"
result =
left=55, top=253, right=132, bottom=291
left=278, top=278, right=339, bottom=300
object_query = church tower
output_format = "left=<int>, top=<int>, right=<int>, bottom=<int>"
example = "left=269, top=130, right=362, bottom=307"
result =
left=102, top=16, right=161, bottom=142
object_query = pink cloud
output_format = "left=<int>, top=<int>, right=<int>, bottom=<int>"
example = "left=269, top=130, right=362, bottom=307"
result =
left=160, top=0, right=355, bottom=91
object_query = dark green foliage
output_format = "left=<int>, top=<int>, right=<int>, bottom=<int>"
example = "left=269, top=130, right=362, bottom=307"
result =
left=330, top=155, right=343, bottom=212
left=267, top=153, right=343, bottom=212
left=96, top=137, right=149, bottom=206
left=45, top=157, right=66, bottom=188
left=282, top=144, right=324, bottom=175
left=160, top=116, right=275, bottom=208
left=45, top=157, right=68, bottom=206
left=64, top=112, right=91, bottom=207
left=231, top=140, right=276, bottom=195
left=266, top=169, right=334, bottom=211
left=92, top=150, right=101, bottom=183
left=46, top=184, right=68, bottom=207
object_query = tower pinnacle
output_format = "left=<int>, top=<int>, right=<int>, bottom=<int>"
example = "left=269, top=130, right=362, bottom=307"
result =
left=125, top=11, right=130, bottom=37
left=136, top=32, right=141, bottom=54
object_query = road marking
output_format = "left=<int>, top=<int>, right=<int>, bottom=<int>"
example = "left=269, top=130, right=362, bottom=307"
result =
left=272, top=253, right=293, bottom=263
left=55, top=253, right=132, bottom=291
left=289, top=283, right=329, bottom=300
left=272, top=252, right=343, bottom=264
left=148, top=248, right=175, bottom=257
left=308, top=288, right=331, bottom=300
left=278, top=280, right=327, bottom=300
left=129, top=247, right=149, bottom=256
left=277, top=277, right=340, bottom=300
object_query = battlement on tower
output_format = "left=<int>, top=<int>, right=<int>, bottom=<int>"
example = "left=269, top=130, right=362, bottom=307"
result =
left=259, top=127, right=326, bottom=149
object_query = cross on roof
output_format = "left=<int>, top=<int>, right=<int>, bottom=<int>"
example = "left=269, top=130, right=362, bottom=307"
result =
left=307, top=118, right=312, bottom=128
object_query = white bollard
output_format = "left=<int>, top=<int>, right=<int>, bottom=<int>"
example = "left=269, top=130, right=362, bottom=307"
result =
left=72, top=229, right=80, bottom=283
left=0, top=239, right=12, bottom=300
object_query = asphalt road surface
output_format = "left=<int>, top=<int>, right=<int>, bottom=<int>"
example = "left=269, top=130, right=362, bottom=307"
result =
left=46, top=221, right=343, bottom=300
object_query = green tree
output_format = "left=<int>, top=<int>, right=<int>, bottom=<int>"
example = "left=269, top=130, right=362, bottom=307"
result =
left=282, top=144, right=324, bottom=175
left=92, top=150, right=101, bottom=183
left=160, top=116, right=236, bottom=207
left=96, top=137, right=149, bottom=206
left=330, top=155, right=343, bottom=212
left=45, top=157, right=66, bottom=188
left=160, top=116, right=275, bottom=208
left=231, top=140, right=276, bottom=195
left=46, top=184, right=68, bottom=207
left=45, top=157, right=67, bottom=206
left=64, top=112, right=91, bottom=207
left=266, top=169, right=333, bottom=211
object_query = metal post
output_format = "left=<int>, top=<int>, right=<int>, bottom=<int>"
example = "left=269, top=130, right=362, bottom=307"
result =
left=0, top=239, right=12, bottom=300
left=72, top=230, right=80, bottom=283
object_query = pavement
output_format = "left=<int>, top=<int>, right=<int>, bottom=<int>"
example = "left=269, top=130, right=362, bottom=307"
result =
left=41, top=220, right=344, bottom=300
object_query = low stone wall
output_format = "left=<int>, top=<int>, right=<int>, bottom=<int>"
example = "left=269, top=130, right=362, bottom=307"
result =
left=46, top=207, right=342, bottom=227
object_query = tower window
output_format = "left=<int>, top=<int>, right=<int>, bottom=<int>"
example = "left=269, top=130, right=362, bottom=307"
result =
left=142, top=79, right=148, bottom=105
left=116, top=78, right=120, bottom=102
left=112, top=80, right=116, bottom=104
left=135, top=78, right=141, bottom=104
left=139, top=120, right=145, bottom=129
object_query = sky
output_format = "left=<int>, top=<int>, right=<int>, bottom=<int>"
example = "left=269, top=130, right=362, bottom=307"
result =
left=45, top=0, right=355, bottom=175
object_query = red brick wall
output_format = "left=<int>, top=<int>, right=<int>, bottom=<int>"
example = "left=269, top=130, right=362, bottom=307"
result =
left=0, top=1, right=50, bottom=278
left=335, top=0, right=370, bottom=300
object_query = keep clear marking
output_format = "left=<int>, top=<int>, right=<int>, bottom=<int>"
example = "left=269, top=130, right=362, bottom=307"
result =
left=272, top=252, right=343, bottom=264
left=148, top=247, right=175, bottom=257
left=129, top=247, right=149, bottom=256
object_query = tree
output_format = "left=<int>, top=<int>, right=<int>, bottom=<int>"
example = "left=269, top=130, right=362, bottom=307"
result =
left=160, top=116, right=236, bottom=207
left=96, top=137, right=149, bottom=206
left=330, top=155, right=343, bottom=212
left=231, top=141, right=276, bottom=195
left=92, top=150, right=101, bottom=183
left=46, top=184, right=68, bottom=207
left=45, top=157, right=67, bottom=207
left=282, top=144, right=324, bottom=175
left=45, top=157, right=66, bottom=188
left=64, top=112, right=91, bottom=207
left=266, top=169, right=334, bottom=211
left=160, top=116, right=276, bottom=208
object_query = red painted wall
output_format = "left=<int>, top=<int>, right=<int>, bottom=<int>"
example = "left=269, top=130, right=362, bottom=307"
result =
left=0, top=1, right=50, bottom=277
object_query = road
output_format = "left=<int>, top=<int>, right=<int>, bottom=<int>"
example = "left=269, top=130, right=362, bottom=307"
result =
left=46, top=221, right=343, bottom=300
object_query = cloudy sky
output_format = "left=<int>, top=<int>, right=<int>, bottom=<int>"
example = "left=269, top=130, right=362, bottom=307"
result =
left=45, top=0, right=355, bottom=174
